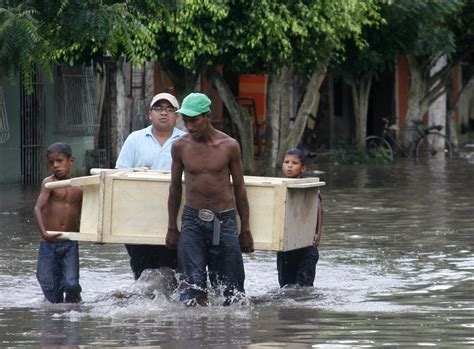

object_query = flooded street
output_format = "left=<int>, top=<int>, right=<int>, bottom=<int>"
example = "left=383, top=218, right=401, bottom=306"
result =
left=1, top=157, right=473, bottom=347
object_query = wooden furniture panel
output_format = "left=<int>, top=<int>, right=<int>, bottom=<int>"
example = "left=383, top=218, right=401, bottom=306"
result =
left=47, top=169, right=325, bottom=251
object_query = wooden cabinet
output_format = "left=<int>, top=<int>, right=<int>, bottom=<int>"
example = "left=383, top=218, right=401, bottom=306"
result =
left=47, top=169, right=325, bottom=251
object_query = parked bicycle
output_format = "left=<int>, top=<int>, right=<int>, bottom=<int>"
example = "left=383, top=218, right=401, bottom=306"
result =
left=366, top=118, right=453, bottom=161
left=297, top=113, right=326, bottom=158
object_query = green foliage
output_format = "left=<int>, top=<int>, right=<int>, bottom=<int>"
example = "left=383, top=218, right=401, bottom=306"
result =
left=366, top=145, right=392, bottom=163
left=2, top=0, right=471, bottom=94
left=290, top=0, right=381, bottom=77
left=333, top=0, right=473, bottom=83
left=37, top=1, right=150, bottom=66
left=209, top=0, right=381, bottom=77
left=0, top=4, right=51, bottom=91
left=218, top=1, right=294, bottom=74
left=329, top=146, right=391, bottom=165
left=330, top=1, right=394, bottom=82
left=450, top=0, right=474, bottom=59
left=122, top=0, right=230, bottom=73
left=123, top=0, right=381, bottom=77
left=387, top=0, right=464, bottom=59
left=1, top=0, right=382, bottom=87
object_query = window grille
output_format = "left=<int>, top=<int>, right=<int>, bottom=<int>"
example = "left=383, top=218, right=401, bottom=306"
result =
left=0, top=87, right=9, bottom=144
left=20, top=67, right=45, bottom=186
left=55, top=65, right=98, bottom=135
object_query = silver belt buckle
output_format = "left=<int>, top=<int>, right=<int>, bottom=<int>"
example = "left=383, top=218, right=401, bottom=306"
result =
left=198, top=209, right=215, bottom=222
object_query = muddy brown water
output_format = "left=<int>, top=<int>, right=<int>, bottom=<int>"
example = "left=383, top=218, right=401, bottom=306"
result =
left=1, top=156, right=473, bottom=347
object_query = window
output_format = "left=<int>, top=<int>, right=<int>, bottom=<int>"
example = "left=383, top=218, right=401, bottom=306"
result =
left=55, top=65, right=98, bottom=135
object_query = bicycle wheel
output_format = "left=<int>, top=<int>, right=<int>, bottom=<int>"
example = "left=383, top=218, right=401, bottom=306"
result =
left=415, top=132, right=453, bottom=159
left=366, top=136, right=394, bottom=161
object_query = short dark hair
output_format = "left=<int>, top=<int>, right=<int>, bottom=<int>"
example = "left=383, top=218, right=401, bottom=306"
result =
left=285, top=148, right=307, bottom=166
left=47, top=142, right=72, bottom=158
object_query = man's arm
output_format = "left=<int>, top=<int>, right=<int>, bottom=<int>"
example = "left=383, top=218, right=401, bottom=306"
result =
left=228, top=141, right=254, bottom=253
left=166, top=142, right=184, bottom=250
left=33, top=178, right=62, bottom=242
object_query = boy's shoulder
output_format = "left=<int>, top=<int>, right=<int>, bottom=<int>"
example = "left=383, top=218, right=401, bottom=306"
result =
left=42, top=174, right=56, bottom=185
left=41, top=174, right=75, bottom=188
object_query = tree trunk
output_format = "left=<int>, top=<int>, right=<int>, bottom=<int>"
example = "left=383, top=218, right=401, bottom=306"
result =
left=93, top=61, right=107, bottom=148
left=263, top=68, right=325, bottom=176
left=404, top=55, right=455, bottom=147
left=161, top=61, right=200, bottom=102
left=428, top=56, right=447, bottom=139
left=205, top=67, right=255, bottom=174
left=160, top=62, right=200, bottom=130
left=447, top=109, right=459, bottom=149
left=279, top=74, right=292, bottom=149
left=278, top=69, right=325, bottom=164
left=110, top=60, right=126, bottom=165
left=350, top=74, right=372, bottom=151
left=263, top=68, right=288, bottom=176
left=403, top=56, right=428, bottom=145
left=446, top=75, right=474, bottom=150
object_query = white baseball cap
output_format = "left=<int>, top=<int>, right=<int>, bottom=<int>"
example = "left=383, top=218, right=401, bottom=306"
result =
left=149, top=93, right=179, bottom=109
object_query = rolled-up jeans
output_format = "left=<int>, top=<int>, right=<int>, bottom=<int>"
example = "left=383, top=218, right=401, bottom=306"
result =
left=36, top=240, right=82, bottom=303
left=178, top=206, right=245, bottom=303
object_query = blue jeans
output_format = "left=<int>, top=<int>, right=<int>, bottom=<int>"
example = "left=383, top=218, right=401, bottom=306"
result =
left=36, top=240, right=82, bottom=303
left=178, top=206, right=245, bottom=303
left=276, top=246, right=319, bottom=287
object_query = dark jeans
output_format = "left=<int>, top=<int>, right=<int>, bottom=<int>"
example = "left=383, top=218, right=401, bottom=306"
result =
left=276, top=246, right=319, bottom=287
left=124, top=244, right=177, bottom=280
left=36, top=240, right=82, bottom=303
left=178, top=206, right=245, bottom=303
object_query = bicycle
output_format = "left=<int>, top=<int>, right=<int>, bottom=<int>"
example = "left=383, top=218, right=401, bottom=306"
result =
left=366, top=118, right=453, bottom=161
left=299, top=113, right=327, bottom=158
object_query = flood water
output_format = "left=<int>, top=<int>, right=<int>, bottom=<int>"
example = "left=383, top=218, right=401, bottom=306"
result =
left=1, top=155, right=473, bottom=347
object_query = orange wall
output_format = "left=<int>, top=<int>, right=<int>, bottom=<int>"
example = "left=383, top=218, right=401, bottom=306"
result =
left=239, top=75, right=267, bottom=129
left=397, top=56, right=409, bottom=126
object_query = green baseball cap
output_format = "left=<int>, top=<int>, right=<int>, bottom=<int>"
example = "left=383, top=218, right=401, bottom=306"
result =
left=176, top=93, right=211, bottom=117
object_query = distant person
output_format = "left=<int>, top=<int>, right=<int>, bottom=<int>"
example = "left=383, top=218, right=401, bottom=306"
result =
left=33, top=142, right=83, bottom=303
left=116, top=93, right=186, bottom=280
left=166, top=92, right=254, bottom=306
left=277, top=148, right=323, bottom=287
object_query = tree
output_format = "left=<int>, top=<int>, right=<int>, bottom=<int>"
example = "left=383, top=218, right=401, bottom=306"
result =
left=1, top=0, right=380, bottom=175
left=262, top=1, right=380, bottom=174
left=125, top=1, right=380, bottom=175
left=386, top=0, right=472, bottom=145
left=203, top=0, right=380, bottom=175
left=331, top=2, right=396, bottom=151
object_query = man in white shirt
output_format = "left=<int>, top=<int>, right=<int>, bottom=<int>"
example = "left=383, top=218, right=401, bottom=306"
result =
left=116, top=92, right=186, bottom=280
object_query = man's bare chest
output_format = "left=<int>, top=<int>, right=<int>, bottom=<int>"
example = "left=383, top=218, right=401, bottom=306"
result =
left=182, top=147, right=229, bottom=173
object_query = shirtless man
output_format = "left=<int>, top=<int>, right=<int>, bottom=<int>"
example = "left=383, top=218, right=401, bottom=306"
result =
left=33, top=142, right=83, bottom=303
left=166, top=92, right=254, bottom=306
